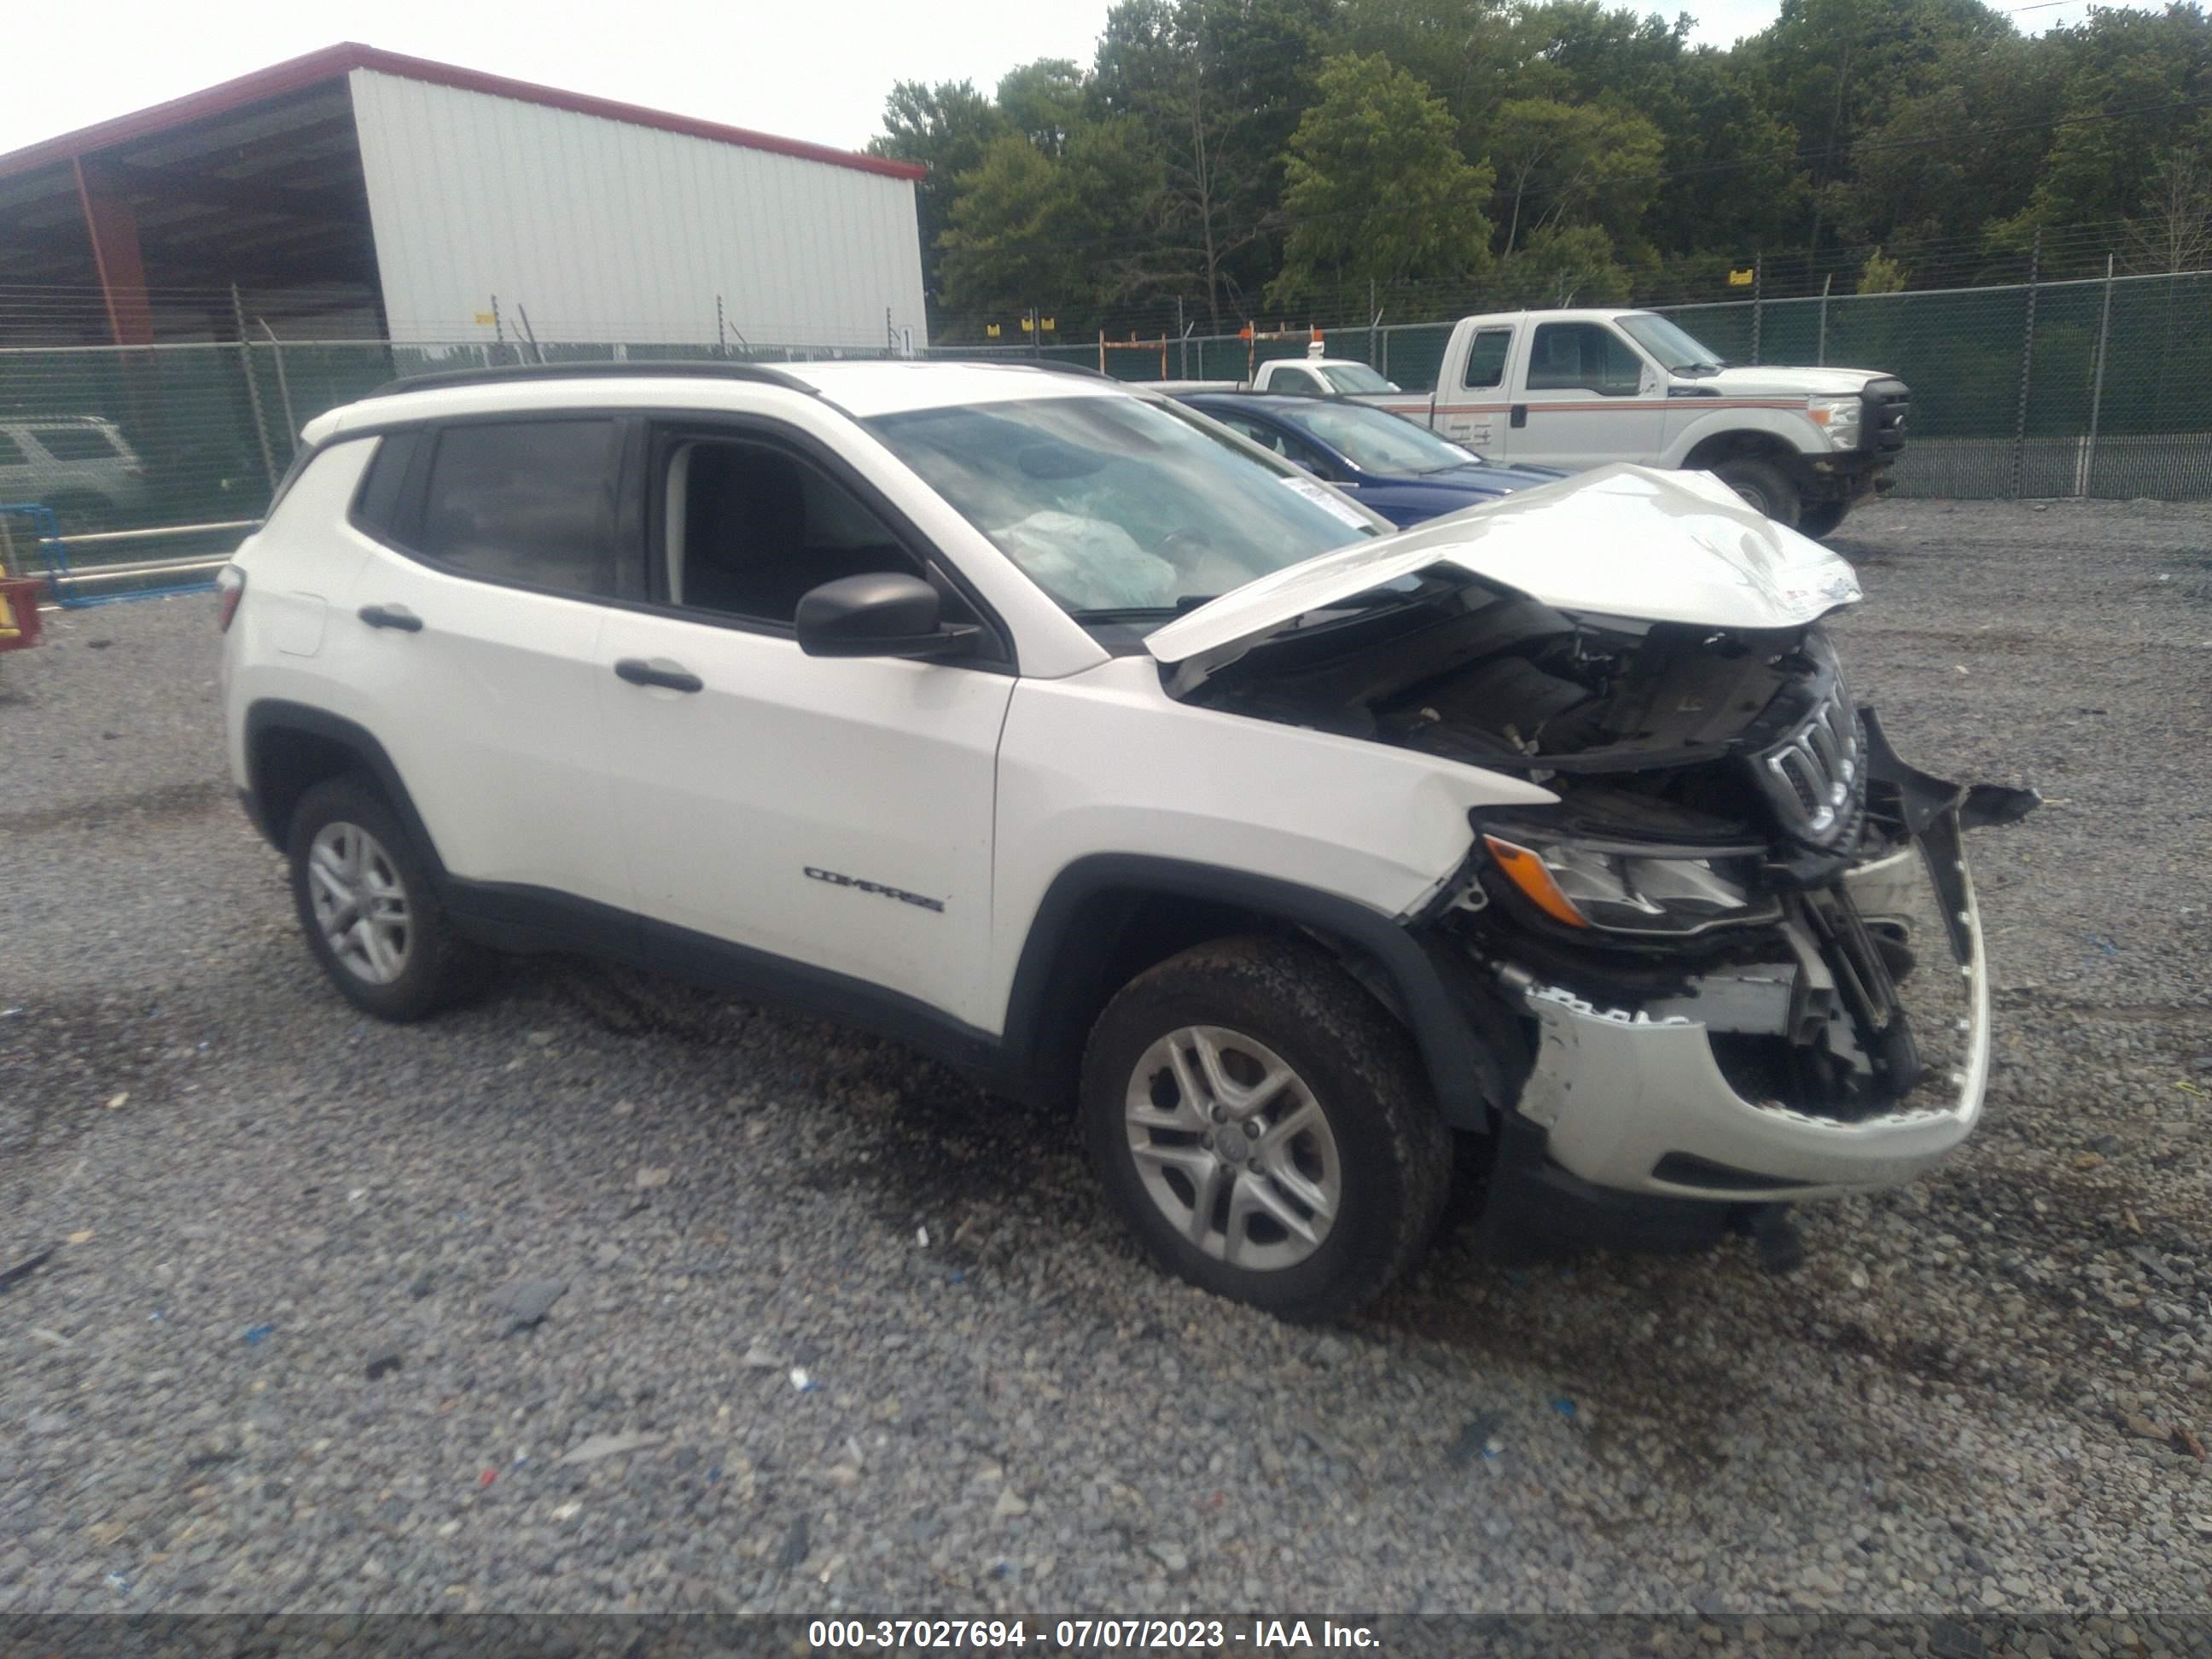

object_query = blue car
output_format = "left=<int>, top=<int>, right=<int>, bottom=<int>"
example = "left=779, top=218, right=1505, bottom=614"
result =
left=1175, top=391, right=1566, bottom=528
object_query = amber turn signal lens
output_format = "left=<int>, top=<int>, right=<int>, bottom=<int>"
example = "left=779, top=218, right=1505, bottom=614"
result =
left=1482, top=835, right=1590, bottom=928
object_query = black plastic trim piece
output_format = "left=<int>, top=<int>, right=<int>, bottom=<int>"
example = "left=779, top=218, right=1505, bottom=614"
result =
left=235, top=785, right=271, bottom=847
left=636, top=912, right=1000, bottom=1083
left=439, top=876, right=642, bottom=960
left=1650, top=1150, right=1817, bottom=1193
left=997, top=854, right=1500, bottom=1127
left=240, top=701, right=448, bottom=874
left=1477, top=1113, right=1747, bottom=1259
left=374, top=361, right=822, bottom=397
left=434, top=876, right=998, bottom=1080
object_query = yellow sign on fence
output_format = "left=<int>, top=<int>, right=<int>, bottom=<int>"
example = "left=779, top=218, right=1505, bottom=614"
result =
left=1727, top=268, right=1755, bottom=287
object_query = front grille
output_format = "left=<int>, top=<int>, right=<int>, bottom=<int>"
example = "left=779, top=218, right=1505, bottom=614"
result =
left=1755, top=677, right=1862, bottom=845
left=1863, top=378, right=1910, bottom=452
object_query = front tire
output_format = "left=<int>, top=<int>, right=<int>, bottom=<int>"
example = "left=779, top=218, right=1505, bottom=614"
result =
left=1080, top=936, right=1452, bottom=1324
left=1711, top=457, right=1802, bottom=529
left=287, top=775, right=485, bottom=1022
left=1796, top=500, right=1848, bottom=538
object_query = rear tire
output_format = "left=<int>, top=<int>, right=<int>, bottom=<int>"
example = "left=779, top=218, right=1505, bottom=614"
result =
left=1797, top=500, right=1848, bottom=538
left=1711, top=458, right=1802, bottom=529
left=287, top=774, right=486, bottom=1022
left=1080, top=935, right=1452, bottom=1324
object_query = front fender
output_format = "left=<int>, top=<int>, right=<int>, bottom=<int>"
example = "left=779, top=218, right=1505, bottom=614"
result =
left=1661, top=405, right=1824, bottom=469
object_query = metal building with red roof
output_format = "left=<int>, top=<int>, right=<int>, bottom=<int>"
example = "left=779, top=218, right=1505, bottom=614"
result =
left=0, top=44, right=928, bottom=349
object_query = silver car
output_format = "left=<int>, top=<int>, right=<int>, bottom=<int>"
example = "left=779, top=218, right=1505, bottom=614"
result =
left=0, top=416, right=153, bottom=531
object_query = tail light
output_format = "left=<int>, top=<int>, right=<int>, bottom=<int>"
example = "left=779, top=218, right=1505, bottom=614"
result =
left=216, top=564, right=246, bottom=632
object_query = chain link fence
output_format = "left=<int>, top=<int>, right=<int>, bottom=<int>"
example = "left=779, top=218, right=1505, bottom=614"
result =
left=3, top=269, right=2209, bottom=598
left=1051, top=269, right=2212, bottom=500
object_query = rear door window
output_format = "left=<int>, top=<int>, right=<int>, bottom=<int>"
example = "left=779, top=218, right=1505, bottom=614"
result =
left=0, top=433, right=24, bottom=464
left=416, top=419, right=621, bottom=597
left=1460, top=328, right=1514, bottom=390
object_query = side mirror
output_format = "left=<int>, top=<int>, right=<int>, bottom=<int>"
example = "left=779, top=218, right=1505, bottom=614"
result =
left=794, top=572, right=981, bottom=660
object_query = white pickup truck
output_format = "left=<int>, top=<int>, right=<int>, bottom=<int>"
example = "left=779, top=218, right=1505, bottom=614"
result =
left=1359, top=310, right=1909, bottom=538
left=1247, top=356, right=1400, bottom=396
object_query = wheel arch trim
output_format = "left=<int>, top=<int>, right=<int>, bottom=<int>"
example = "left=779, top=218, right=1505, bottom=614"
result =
left=241, top=699, right=447, bottom=882
left=996, top=853, right=1505, bottom=1128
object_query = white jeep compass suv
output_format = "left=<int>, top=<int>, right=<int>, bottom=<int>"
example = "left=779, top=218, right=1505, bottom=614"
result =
left=217, top=361, right=2034, bottom=1323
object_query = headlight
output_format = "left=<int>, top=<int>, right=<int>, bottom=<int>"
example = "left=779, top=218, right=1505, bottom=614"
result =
left=1481, top=830, right=1781, bottom=937
left=1809, top=395, right=1863, bottom=449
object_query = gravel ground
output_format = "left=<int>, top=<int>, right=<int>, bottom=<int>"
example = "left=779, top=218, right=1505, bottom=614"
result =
left=3, top=498, right=2209, bottom=1619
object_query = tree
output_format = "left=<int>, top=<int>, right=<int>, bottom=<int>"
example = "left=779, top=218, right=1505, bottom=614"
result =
left=1494, top=224, right=1631, bottom=306
left=2010, top=7, right=2212, bottom=241
left=1481, top=96, right=1663, bottom=253
left=1741, top=0, right=2015, bottom=249
left=1331, top=0, right=1521, bottom=147
left=867, top=81, right=1007, bottom=296
left=1644, top=53, right=1811, bottom=260
left=1831, top=37, right=2061, bottom=250
left=933, top=121, right=1170, bottom=330
left=1858, top=246, right=1908, bottom=293
left=997, top=59, right=1089, bottom=158
left=2123, top=125, right=2212, bottom=274
left=935, top=137, right=1072, bottom=323
left=1267, top=54, right=1495, bottom=307
left=1094, top=0, right=1333, bottom=328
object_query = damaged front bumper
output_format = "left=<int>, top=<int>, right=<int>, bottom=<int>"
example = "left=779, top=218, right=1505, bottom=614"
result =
left=1479, top=711, right=2034, bottom=1226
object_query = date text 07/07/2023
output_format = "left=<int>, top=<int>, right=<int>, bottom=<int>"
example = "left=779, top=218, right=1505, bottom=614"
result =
left=806, top=1618, right=1382, bottom=1652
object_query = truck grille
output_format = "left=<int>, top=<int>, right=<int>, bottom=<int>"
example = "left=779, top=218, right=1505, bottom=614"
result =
left=1863, top=379, right=1909, bottom=453
left=1755, top=678, right=1862, bottom=844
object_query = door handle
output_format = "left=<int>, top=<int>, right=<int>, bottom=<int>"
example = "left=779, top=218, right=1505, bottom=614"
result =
left=1510, top=405, right=1528, bottom=428
left=358, top=602, right=422, bottom=632
left=614, top=656, right=703, bottom=693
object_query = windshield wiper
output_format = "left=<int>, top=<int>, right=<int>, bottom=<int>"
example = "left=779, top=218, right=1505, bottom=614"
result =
left=1672, top=362, right=1721, bottom=376
left=1068, top=595, right=1218, bottom=624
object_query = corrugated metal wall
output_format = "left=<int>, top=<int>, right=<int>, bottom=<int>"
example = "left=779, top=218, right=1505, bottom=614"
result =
left=346, top=70, right=927, bottom=350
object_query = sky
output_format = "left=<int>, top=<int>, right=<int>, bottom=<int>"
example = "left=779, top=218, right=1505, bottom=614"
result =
left=0, top=0, right=2157, bottom=162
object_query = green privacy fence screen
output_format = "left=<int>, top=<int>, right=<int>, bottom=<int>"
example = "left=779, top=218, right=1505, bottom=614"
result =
left=2, top=269, right=2208, bottom=570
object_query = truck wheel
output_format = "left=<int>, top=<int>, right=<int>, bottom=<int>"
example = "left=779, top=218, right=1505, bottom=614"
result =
left=1711, top=458, right=1801, bottom=529
left=1797, top=501, right=1848, bottom=538
left=1080, top=935, right=1452, bottom=1324
left=287, top=774, right=487, bottom=1022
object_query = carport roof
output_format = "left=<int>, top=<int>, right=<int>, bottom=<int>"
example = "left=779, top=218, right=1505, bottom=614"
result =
left=0, top=43, right=928, bottom=184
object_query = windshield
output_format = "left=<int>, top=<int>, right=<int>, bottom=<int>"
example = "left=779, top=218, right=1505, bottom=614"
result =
left=1617, top=314, right=1726, bottom=373
left=1276, top=401, right=1482, bottom=476
left=1318, top=362, right=1395, bottom=394
left=866, top=394, right=1381, bottom=617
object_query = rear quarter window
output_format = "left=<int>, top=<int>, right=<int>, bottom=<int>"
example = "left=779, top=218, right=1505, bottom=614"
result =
left=348, top=430, right=423, bottom=539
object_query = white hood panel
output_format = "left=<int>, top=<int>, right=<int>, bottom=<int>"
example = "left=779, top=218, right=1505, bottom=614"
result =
left=1144, top=464, right=1863, bottom=668
left=1700, top=365, right=1886, bottom=397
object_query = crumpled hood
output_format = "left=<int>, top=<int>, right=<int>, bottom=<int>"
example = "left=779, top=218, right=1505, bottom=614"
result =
left=1688, top=365, right=1888, bottom=398
left=1144, top=464, right=1863, bottom=669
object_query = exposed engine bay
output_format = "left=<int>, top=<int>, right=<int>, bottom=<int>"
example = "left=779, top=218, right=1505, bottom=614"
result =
left=1175, top=573, right=2038, bottom=1156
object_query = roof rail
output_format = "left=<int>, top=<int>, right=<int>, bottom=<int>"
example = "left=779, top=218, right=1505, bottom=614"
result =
left=371, top=360, right=821, bottom=397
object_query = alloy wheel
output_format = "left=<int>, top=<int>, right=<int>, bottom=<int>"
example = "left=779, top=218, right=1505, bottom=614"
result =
left=306, top=821, right=411, bottom=986
left=1123, top=1025, right=1342, bottom=1271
